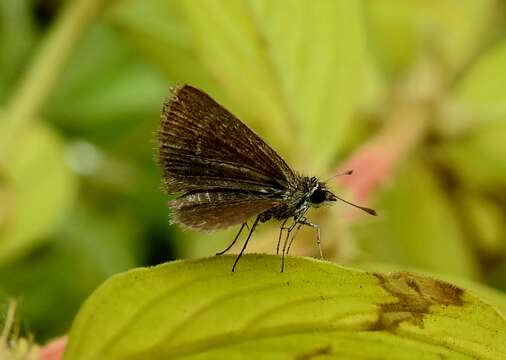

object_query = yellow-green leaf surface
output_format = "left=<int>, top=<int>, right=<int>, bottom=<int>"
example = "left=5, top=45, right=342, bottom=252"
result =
left=0, top=121, right=76, bottom=264
left=351, top=260, right=506, bottom=317
left=64, top=255, right=506, bottom=360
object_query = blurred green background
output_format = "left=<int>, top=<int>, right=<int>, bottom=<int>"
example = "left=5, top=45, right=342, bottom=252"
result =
left=1, top=0, right=505, bottom=342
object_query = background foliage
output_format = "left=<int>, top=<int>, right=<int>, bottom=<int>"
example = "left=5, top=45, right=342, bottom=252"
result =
left=0, top=0, right=505, bottom=348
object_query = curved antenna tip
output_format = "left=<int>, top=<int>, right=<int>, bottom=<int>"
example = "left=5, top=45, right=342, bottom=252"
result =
left=334, top=195, right=378, bottom=216
left=324, top=169, right=354, bottom=182
left=361, top=207, right=377, bottom=216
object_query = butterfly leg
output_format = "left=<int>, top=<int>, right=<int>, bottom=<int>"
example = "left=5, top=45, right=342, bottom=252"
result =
left=216, top=222, right=247, bottom=256
left=286, top=223, right=303, bottom=255
left=280, top=212, right=309, bottom=272
left=280, top=225, right=292, bottom=273
left=232, top=216, right=260, bottom=272
left=276, top=218, right=289, bottom=255
left=299, top=218, right=322, bottom=259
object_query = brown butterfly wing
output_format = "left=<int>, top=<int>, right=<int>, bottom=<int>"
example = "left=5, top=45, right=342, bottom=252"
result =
left=158, top=85, right=296, bottom=230
left=169, top=191, right=280, bottom=231
left=158, top=85, right=297, bottom=194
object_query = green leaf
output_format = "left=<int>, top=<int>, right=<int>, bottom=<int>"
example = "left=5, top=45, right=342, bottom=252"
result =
left=460, top=193, right=505, bottom=257
left=247, top=0, right=365, bottom=172
left=0, top=204, right=141, bottom=341
left=106, top=0, right=219, bottom=89
left=436, top=121, right=506, bottom=188
left=355, top=161, right=478, bottom=278
left=420, top=0, right=496, bottom=72
left=365, top=0, right=496, bottom=78
left=106, top=0, right=265, bottom=164
left=178, top=0, right=292, bottom=154
left=179, top=0, right=364, bottom=170
left=450, top=40, right=506, bottom=130
left=45, top=22, right=167, bottom=129
left=365, top=0, right=421, bottom=78
left=489, top=261, right=506, bottom=293
left=64, top=255, right=506, bottom=359
left=0, top=121, right=77, bottom=264
left=0, top=0, right=37, bottom=101
left=108, top=0, right=366, bottom=171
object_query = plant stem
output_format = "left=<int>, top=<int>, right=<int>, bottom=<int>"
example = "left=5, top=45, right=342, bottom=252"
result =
left=338, top=59, right=443, bottom=202
left=0, top=299, right=16, bottom=343
left=373, top=100, right=430, bottom=168
left=0, top=0, right=107, bottom=167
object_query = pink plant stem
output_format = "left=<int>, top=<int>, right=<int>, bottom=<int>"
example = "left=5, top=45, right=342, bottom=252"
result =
left=338, top=100, right=431, bottom=204
left=337, top=59, right=443, bottom=205
left=40, top=336, right=68, bottom=360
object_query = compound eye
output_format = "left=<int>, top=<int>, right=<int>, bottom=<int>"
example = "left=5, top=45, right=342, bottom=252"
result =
left=309, top=188, right=326, bottom=204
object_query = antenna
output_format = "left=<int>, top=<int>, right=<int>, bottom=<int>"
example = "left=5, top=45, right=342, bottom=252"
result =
left=324, top=169, right=354, bottom=183
left=335, top=194, right=377, bottom=216
left=323, top=169, right=377, bottom=215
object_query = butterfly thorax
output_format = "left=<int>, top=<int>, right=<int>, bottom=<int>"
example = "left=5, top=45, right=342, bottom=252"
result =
left=258, top=176, right=324, bottom=223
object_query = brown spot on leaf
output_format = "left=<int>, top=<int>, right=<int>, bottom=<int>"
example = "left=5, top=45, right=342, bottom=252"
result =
left=370, top=272, right=465, bottom=331
left=295, top=345, right=332, bottom=360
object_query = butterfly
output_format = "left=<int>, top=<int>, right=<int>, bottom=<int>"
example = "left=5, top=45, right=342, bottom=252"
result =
left=158, top=85, right=376, bottom=271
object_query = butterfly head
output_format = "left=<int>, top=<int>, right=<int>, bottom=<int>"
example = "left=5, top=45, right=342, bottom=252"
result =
left=308, top=178, right=337, bottom=207
left=306, top=176, right=376, bottom=215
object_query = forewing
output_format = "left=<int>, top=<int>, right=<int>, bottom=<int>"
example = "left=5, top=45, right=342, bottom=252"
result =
left=170, top=191, right=280, bottom=230
left=158, top=85, right=297, bottom=194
